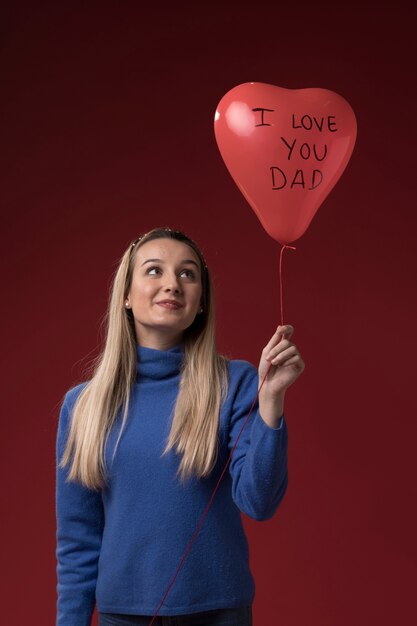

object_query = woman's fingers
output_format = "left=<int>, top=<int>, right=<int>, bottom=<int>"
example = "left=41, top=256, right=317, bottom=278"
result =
left=263, top=325, right=294, bottom=358
left=281, top=353, right=306, bottom=372
left=269, top=345, right=298, bottom=365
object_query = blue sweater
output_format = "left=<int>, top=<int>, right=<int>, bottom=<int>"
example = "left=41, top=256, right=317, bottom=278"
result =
left=56, top=344, right=288, bottom=625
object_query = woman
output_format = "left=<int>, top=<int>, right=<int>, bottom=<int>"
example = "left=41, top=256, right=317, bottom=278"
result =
left=55, top=227, right=305, bottom=626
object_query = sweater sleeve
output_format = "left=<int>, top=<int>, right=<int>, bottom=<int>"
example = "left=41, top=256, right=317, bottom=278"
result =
left=55, top=385, right=105, bottom=626
left=227, top=361, right=289, bottom=522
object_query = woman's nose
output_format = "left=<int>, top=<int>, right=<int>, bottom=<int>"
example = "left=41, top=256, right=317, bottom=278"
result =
left=164, top=274, right=182, bottom=293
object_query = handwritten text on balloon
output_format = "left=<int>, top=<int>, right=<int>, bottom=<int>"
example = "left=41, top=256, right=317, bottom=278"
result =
left=253, top=108, right=338, bottom=191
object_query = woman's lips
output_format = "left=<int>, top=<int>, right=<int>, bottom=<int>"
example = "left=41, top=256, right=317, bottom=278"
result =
left=157, top=301, right=183, bottom=310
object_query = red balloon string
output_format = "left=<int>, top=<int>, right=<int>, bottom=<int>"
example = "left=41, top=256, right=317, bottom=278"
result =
left=148, top=243, right=296, bottom=625
left=279, top=243, right=296, bottom=325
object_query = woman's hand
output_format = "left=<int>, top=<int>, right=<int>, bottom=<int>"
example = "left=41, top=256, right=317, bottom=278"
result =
left=258, top=325, right=305, bottom=426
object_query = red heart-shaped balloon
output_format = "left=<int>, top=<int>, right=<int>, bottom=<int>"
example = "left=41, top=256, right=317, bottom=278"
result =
left=214, top=82, right=357, bottom=245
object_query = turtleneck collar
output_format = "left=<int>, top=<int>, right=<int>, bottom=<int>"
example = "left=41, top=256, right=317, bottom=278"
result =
left=136, top=343, right=184, bottom=382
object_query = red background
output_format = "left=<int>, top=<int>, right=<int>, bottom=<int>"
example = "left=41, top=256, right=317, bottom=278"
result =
left=2, top=2, right=416, bottom=625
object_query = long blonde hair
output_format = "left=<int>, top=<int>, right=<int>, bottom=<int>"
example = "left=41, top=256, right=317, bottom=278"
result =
left=59, top=227, right=229, bottom=490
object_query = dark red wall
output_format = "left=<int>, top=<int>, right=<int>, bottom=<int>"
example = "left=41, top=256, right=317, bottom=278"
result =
left=2, top=1, right=416, bottom=624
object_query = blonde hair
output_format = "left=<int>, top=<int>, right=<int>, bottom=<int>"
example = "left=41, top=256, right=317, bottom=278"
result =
left=59, top=227, right=229, bottom=490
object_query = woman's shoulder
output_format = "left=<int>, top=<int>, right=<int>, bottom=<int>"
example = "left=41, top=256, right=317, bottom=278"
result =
left=64, top=381, right=90, bottom=409
left=220, top=356, right=259, bottom=408
left=57, top=382, right=90, bottom=434
left=225, top=356, right=258, bottom=385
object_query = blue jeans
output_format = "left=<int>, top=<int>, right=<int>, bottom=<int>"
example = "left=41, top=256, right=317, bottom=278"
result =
left=98, top=606, right=252, bottom=626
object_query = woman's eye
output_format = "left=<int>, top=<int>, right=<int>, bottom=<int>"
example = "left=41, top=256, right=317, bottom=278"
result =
left=147, top=266, right=161, bottom=275
left=180, top=269, right=195, bottom=279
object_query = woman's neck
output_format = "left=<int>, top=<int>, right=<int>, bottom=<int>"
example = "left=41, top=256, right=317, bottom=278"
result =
left=136, top=330, right=184, bottom=351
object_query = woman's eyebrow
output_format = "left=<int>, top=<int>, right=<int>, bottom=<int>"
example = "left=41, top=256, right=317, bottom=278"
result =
left=141, top=258, right=199, bottom=267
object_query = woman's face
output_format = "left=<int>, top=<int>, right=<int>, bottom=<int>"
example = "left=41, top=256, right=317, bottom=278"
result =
left=126, top=238, right=203, bottom=349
